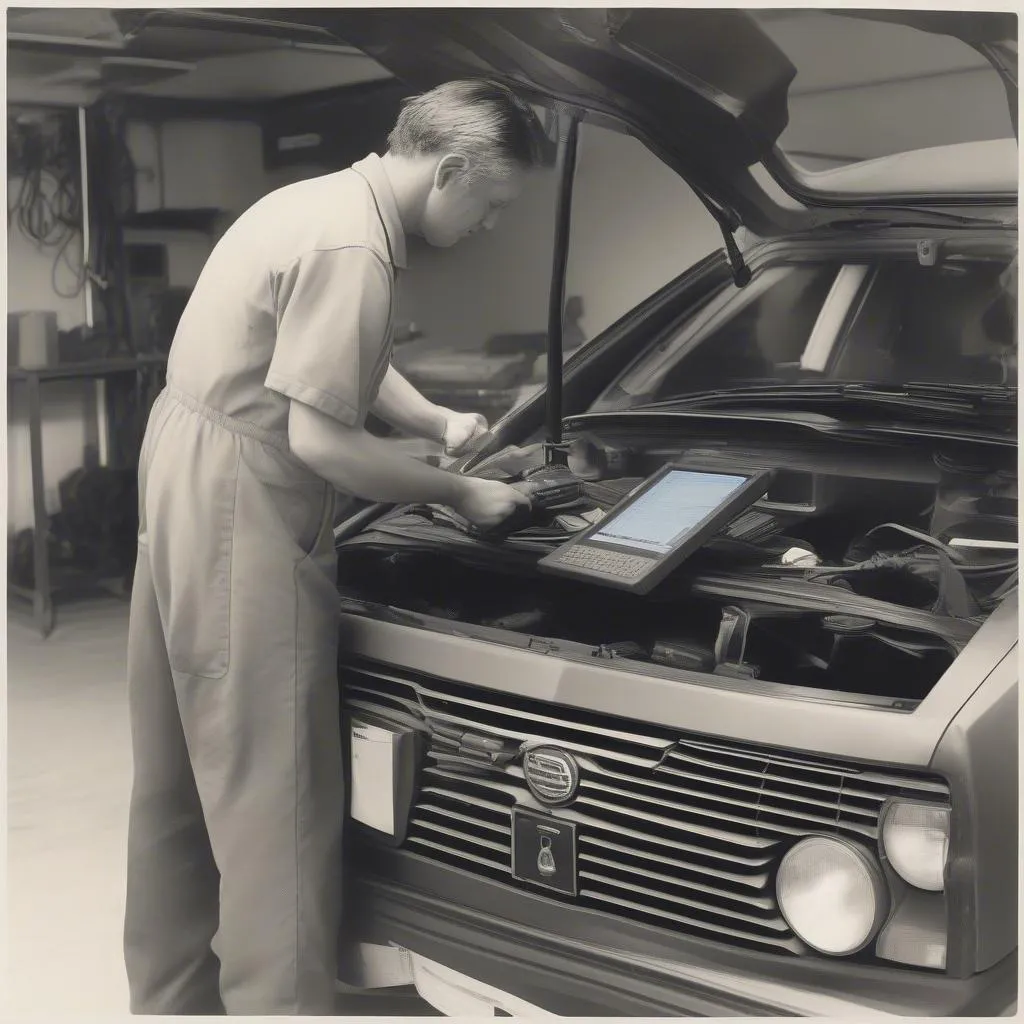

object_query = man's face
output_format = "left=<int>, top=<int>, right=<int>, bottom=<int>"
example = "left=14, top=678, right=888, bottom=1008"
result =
left=421, top=157, right=526, bottom=248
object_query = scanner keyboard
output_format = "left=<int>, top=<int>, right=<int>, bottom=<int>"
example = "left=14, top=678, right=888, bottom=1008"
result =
left=555, top=545, right=653, bottom=578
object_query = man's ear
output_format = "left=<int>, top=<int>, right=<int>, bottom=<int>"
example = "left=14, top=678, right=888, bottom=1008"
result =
left=434, top=153, right=469, bottom=190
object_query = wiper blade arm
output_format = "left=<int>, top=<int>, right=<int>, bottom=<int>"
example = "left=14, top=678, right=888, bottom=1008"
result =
left=634, top=382, right=1016, bottom=415
left=838, top=383, right=971, bottom=410
left=901, top=381, right=1017, bottom=403
left=855, top=206, right=1005, bottom=225
left=818, top=208, right=1013, bottom=232
left=843, top=382, right=1017, bottom=406
left=637, top=384, right=843, bottom=411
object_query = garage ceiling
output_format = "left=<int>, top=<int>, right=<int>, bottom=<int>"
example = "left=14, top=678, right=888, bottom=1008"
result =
left=7, top=7, right=394, bottom=107
left=9, top=8, right=1005, bottom=171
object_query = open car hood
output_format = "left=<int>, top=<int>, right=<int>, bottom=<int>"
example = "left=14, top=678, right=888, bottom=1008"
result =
left=263, top=7, right=1017, bottom=232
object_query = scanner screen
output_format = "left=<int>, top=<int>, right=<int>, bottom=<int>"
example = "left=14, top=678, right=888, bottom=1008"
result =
left=590, top=470, right=750, bottom=555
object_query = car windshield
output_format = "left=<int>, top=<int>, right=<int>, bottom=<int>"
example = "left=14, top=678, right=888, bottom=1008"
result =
left=592, top=257, right=1017, bottom=411
left=751, top=11, right=1014, bottom=174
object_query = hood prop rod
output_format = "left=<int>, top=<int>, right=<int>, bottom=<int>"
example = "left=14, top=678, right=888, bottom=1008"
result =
left=707, top=203, right=752, bottom=288
left=720, top=222, right=752, bottom=288
left=543, top=111, right=580, bottom=467
left=688, top=179, right=752, bottom=288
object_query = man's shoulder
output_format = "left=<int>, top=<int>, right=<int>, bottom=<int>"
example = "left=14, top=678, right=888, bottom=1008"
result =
left=254, top=167, right=391, bottom=264
left=257, top=168, right=356, bottom=215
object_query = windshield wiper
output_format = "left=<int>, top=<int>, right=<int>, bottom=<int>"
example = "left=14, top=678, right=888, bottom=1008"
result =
left=884, top=381, right=1017, bottom=402
left=843, top=381, right=1017, bottom=409
left=877, top=205, right=1014, bottom=222
left=636, top=382, right=841, bottom=411
left=822, top=207, right=1011, bottom=228
left=634, top=381, right=1016, bottom=415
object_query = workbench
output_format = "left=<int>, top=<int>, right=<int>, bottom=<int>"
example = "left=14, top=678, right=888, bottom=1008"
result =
left=7, top=355, right=166, bottom=637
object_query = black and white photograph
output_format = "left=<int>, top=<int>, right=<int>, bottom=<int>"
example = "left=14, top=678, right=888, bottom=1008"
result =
left=4, top=5, right=1019, bottom=1018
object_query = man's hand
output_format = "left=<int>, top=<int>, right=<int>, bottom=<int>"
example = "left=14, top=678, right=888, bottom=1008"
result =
left=442, top=410, right=489, bottom=456
left=453, top=477, right=530, bottom=529
left=372, top=368, right=492, bottom=454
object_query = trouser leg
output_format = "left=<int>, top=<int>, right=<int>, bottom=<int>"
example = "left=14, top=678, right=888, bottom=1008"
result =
left=139, top=401, right=342, bottom=1014
left=124, top=548, right=223, bottom=1014
left=172, top=551, right=343, bottom=1014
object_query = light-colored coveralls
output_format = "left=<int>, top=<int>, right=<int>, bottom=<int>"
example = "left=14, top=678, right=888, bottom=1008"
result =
left=124, top=154, right=405, bottom=1014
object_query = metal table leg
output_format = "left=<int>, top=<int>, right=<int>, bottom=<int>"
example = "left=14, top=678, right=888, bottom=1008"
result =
left=26, top=373, right=54, bottom=637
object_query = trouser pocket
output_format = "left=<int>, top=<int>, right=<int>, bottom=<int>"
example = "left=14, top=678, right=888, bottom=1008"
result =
left=237, top=439, right=333, bottom=561
left=146, top=406, right=240, bottom=680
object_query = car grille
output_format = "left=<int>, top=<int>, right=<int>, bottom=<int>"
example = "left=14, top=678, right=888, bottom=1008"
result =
left=343, top=661, right=949, bottom=956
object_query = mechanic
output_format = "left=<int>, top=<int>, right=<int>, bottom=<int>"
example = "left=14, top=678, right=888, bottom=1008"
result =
left=123, top=80, right=547, bottom=1015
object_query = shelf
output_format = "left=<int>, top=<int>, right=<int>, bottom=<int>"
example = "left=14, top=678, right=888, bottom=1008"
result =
left=8, top=354, right=167, bottom=382
left=121, top=208, right=222, bottom=232
left=9, top=569, right=130, bottom=605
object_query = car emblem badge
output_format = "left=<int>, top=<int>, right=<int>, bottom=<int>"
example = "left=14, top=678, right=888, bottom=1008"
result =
left=512, top=810, right=578, bottom=896
left=523, top=746, right=580, bottom=805
left=537, top=832, right=557, bottom=877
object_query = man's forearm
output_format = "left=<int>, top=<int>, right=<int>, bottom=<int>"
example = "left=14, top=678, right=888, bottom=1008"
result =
left=372, top=366, right=448, bottom=442
left=288, top=400, right=465, bottom=506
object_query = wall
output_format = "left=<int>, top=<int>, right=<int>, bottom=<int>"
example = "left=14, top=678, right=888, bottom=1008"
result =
left=395, top=120, right=723, bottom=360
left=6, top=192, right=229, bottom=533
left=7, top=202, right=92, bottom=533
left=395, top=169, right=560, bottom=356
left=785, top=70, right=1010, bottom=165
left=6, top=122, right=284, bottom=534
left=565, top=125, right=722, bottom=340
left=760, top=11, right=1014, bottom=165
left=129, top=120, right=273, bottom=219
left=69, top=113, right=721, bottom=373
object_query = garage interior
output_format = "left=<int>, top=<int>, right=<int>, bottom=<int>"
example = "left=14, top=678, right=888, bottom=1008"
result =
left=5, top=8, right=1013, bottom=1018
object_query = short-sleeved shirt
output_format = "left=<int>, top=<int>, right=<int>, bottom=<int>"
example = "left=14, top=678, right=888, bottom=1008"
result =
left=166, top=153, right=407, bottom=434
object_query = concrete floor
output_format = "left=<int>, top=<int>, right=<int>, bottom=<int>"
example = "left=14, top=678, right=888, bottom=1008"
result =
left=5, top=595, right=437, bottom=1018
left=7, top=596, right=135, bottom=1018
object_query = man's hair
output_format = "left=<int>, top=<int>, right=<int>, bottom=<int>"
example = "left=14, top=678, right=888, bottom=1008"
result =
left=387, top=79, right=548, bottom=179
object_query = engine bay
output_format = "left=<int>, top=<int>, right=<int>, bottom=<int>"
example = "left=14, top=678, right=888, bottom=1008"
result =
left=336, top=428, right=1017, bottom=706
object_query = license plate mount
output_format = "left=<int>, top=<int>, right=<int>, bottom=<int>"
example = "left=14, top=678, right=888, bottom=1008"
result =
left=511, top=808, right=578, bottom=896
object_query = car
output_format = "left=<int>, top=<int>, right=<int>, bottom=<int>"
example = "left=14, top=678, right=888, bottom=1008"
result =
left=283, top=8, right=1018, bottom=1016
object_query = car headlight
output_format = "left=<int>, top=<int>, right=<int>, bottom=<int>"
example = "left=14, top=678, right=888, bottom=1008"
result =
left=881, top=801, right=950, bottom=892
left=776, top=836, right=889, bottom=956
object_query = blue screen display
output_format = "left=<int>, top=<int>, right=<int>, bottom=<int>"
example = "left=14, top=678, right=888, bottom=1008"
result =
left=590, top=471, right=749, bottom=555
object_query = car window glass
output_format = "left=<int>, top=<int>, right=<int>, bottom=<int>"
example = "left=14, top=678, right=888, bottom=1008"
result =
left=852, top=260, right=1017, bottom=386
left=564, top=122, right=722, bottom=344
left=593, top=257, right=1017, bottom=409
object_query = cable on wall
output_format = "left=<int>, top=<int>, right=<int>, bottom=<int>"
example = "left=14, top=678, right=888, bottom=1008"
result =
left=8, top=108, right=86, bottom=299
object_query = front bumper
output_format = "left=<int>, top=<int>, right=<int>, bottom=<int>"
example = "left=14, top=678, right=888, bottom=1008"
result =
left=345, top=851, right=1018, bottom=1017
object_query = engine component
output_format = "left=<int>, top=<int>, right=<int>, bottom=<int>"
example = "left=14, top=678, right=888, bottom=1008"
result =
left=650, top=639, right=715, bottom=672
left=780, top=546, right=821, bottom=567
left=592, top=640, right=647, bottom=660
left=822, top=614, right=876, bottom=635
